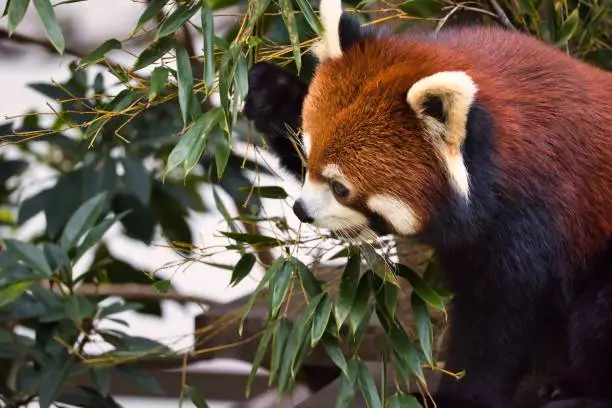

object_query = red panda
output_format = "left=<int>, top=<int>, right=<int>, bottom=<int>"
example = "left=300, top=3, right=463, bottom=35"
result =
left=242, top=1, right=612, bottom=407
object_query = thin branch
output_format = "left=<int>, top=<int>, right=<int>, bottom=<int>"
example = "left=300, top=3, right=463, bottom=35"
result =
left=0, top=28, right=85, bottom=59
left=42, top=282, right=220, bottom=306
left=488, top=0, right=516, bottom=30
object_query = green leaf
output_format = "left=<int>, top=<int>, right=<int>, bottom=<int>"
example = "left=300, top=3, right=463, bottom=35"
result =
left=99, top=301, right=143, bottom=319
left=214, top=133, right=231, bottom=178
left=279, top=0, right=301, bottom=73
left=38, top=357, right=74, bottom=408
left=278, top=292, right=325, bottom=393
left=356, top=360, right=382, bottom=408
left=153, top=279, right=171, bottom=293
left=311, top=294, right=333, bottom=347
left=212, top=187, right=239, bottom=233
left=8, top=0, right=30, bottom=34
left=269, top=317, right=291, bottom=384
left=134, top=0, right=169, bottom=33
left=240, top=257, right=285, bottom=335
left=348, top=305, right=373, bottom=355
left=398, top=0, right=443, bottom=18
left=60, top=191, right=108, bottom=251
left=74, top=211, right=129, bottom=261
left=362, top=245, right=400, bottom=287
left=334, top=365, right=357, bottom=408
left=411, top=293, right=433, bottom=365
left=221, top=231, right=280, bottom=246
left=122, top=158, right=151, bottom=206
left=149, top=66, right=169, bottom=101
left=155, top=3, right=201, bottom=40
left=246, top=321, right=276, bottom=397
left=396, top=264, right=445, bottom=312
left=65, top=295, right=96, bottom=324
left=89, top=366, right=111, bottom=397
left=201, top=2, right=215, bottom=90
left=43, top=243, right=71, bottom=275
left=175, top=44, right=193, bottom=124
left=115, top=365, right=164, bottom=395
left=230, top=253, right=257, bottom=287
left=335, top=250, right=361, bottom=329
left=165, top=107, right=223, bottom=176
left=296, top=260, right=323, bottom=298
left=322, top=334, right=349, bottom=378
left=295, top=0, right=323, bottom=35
left=3, top=239, right=52, bottom=277
left=388, top=325, right=425, bottom=383
left=348, top=272, right=371, bottom=335
left=183, top=385, right=210, bottom=408
left=555, top=8, right=580, bottom=46
left=78, top=39, right=122, bottom=69
left=387, top=394, right=421, bottom=408
left=132, top=36, right=175, bottom=71
left=0, top=281, right=36, bottom=308
left=32, top=0, right=65, bottom=54
left=241, top=186, right=288, bottom=199
left=269, top=258, right=294, bottom=318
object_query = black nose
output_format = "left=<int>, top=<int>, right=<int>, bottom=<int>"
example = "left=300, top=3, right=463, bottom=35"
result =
left=293, top=200, right=314, bottom=223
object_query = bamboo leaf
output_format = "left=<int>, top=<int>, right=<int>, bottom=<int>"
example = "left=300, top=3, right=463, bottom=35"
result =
left=279, top=0, right=301, bottom=72
left=134, top=0, right=169, bottom=33
left=311, top=294, right=333, bottom=347
left=0, top=281, right=36, bottom=308
left=132, top=36, right=175, bottom=71
left=201, top=2, right=215, bottom=90
left=555, top=8, right=581, bottom=46
left=74, top=211, right=129, bottom=262
left=335, top=250, right=361, bottom=329
left=411, top=293, right=433, bottom=365
left=155, top=3, right=201, bottom=40
left=396, top=263, right=446, bottom=312
left=8, top=0, right=30, bottom=34
left=214, top=134, right=231, bottom=178
left=183, top=385, right=210, bottom=408
left=269, top=258, right=295, bottom=318
left=165, top=107, right=223, bottom=176
left=296, top=259, right=323, bottom=298
left=247, top=321, right=275, bottom=397
left=295, top=0, right=323, bottom=35
left=230, top=253, right=256, bottom=287
left=60, top=192, right=108, bottom=251
left=348, top=272, right=371, bottom=335
left=240, top=257, right=285, bottom=335
left=3, top=239, right=52, bottom=277
left=33, top=0, right=65, bottom=54
left=122, top=157, right=151, bottom=206
left=321, top=334, right=349, bottom=378
left=175, top=44, right=193, bottom=125
left=356, top=360, right=382, bottom=408
left=149, top=66, right=169, bottom=101
left=387, top=394, right=421, bottom=408
left=78, top=39, right=122, bottom=69
left=388, top=325, right=425, bottom=383
left=334, top=367, right=357, bottom=408
left=221, top=231, right=279, bottom=246
left=240, top=186, right=288, bottom=199
left=269, top=317, right=291, bottom=384
left=278, top=292, right=325, bottom=393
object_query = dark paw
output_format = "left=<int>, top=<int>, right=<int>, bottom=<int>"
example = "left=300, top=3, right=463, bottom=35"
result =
left=243, top=61, right=307, bottom=137
left=411, top=393, right=490, bottom=408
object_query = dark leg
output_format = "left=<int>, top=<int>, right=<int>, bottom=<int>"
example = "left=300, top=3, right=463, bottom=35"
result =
left=243, top=62, right=308, bottom=182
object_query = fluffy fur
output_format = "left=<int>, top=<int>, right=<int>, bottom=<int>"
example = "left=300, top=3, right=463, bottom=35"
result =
left=242, top=1, right=612, bottom=407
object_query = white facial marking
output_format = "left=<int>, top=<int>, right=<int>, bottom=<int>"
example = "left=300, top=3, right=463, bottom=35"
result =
left=321, top=164, right=342, bottom=180
left=367, top=195, right=420, bottom=235
left=311, top=0, right=343, bottom=61
left=302, top=131, right=312, bottom=158
left=407, top=71, right=478, bottom=201
left=299, top=173, right=367, bottom=230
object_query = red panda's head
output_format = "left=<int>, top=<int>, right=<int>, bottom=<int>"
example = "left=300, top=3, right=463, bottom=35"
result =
left=292, top=1, right=480, bottom=240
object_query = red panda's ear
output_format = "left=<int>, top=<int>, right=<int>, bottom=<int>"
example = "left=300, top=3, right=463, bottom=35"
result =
left=407, top=71, right=478, bottom=153
left=407, top=71, right=478, bottom=199
left=311, top=0, right=371, bottom=61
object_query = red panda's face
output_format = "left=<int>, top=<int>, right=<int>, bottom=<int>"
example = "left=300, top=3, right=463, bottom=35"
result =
left=291, top=2, right=478, bottom=239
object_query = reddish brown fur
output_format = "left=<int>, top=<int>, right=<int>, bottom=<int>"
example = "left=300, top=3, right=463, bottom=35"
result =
left=301, top=26, right=612, bottom=264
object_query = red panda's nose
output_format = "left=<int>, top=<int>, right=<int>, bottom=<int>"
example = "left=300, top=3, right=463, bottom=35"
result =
left=293, top=200, right=314, bottom=224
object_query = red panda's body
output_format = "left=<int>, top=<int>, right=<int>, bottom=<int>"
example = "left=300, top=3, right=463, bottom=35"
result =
left=243, top=4, right=612, bottom=407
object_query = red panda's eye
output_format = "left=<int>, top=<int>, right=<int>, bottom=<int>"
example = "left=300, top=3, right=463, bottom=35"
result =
left=330, top=180, right=350, bottom=199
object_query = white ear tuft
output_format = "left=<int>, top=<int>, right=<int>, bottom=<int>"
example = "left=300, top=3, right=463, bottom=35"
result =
left=311, top=0, right=343, bottom=61
left=407, top=71, right=477, bottom=148
left=407, top=71, right=478, bottom=200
